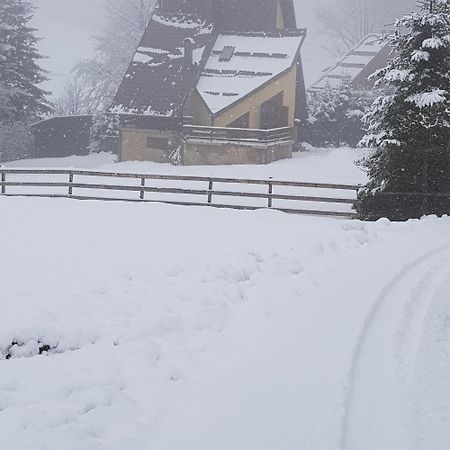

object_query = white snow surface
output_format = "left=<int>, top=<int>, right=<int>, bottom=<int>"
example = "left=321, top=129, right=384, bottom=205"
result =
left=407, top=89, right=447, bottom=108
left=2, top=147, right=450, bottom=449
left=1, top=197, right=450, bottom=450
left=4, top=147, right=369, bottom=185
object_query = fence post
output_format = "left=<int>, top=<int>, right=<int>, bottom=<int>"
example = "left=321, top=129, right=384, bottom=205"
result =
left=140, top=177, right=145, bottom=200
left=268, top=178, right=273, bottom=208
left=1, top=172, right=5, bottom=195
left=208, top=179, right=213, bottom=204
left=68, top=172, right=73, bottom=196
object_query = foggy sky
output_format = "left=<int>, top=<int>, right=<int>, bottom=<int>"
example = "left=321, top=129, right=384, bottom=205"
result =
left=30, top=0, right=332, bottom=98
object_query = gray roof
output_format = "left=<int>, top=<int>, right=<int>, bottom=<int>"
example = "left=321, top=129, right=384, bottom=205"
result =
left=309, top=33, right=391, bottom=92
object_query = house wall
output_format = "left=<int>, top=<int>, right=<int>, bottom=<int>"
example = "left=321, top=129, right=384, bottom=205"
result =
left=214, top=66, right=297, bottom=128
left=183, top=140, right=293, bottom=165
left=120, top=128, right=181, bottom=163
left=191, top=65, right=298, bottom=129
left=120, top=126, right=293, bottom=165
left=189, top=90, right=214, bottom=126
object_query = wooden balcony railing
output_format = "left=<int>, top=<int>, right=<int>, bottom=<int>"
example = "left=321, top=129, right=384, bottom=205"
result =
left=183, top=125, right=295, bottom=144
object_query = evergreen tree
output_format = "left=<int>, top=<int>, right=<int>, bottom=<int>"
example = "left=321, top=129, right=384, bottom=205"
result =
left=358, top=0, right=450, bottom=219
left=0, top=0, right=49, bottom=122
left=307, top=78, right=373, bottom=147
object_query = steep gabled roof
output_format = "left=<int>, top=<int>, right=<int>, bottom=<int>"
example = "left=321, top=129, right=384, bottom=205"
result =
left=214, top=0, right=296, bottom=32
left=309, top=33, right=391, bottom=92
left=196, top=31, right=305, bottom=115
left=111, top=10, right=214, bottom=117
left=280, top=0, right=297, bottom=29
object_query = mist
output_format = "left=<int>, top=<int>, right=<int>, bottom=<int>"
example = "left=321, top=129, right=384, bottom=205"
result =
left=30, top=0, right=342, bottom=96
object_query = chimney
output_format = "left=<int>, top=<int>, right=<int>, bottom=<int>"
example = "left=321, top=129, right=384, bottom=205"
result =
left=183, top=38, right=195, bottom=68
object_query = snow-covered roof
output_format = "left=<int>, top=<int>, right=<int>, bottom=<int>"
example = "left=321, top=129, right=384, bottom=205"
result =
left=196, top=33, right=304, bottom=115
left=310, top=33, right=390, bottom=91
left=111, top=10, right=214, bottom=117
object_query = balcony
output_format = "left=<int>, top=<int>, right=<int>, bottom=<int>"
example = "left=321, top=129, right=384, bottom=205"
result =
left=182, top=125, right=295, bottom=165
left=183, top=125, right=295, bottom=144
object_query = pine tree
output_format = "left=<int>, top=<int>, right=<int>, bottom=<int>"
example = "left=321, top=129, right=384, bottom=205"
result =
left=358, top=0, right=450, bottom=219
left=0, top=0, right=49, bottom=122
left=307, top=78, right=373, bottom=147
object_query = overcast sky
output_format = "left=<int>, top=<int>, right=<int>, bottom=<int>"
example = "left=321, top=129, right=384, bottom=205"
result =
left=30, top=0, right=333, bottom=98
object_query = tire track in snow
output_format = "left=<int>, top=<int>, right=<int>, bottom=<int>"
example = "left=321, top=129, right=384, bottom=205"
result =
left=411, top=273, right=450, bottom=449
left=340, top=243, right=450, bottom=450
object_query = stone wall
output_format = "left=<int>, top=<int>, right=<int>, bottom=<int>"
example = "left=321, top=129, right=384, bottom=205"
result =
left=183, top=140, right=293, bottom=165
left=120, top=128, right=181, bottom=163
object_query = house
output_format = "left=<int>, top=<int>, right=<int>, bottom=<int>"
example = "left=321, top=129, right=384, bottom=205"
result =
left=111, top=0, right=308, bottom=165
left=309, top=33, right=391, bottom=93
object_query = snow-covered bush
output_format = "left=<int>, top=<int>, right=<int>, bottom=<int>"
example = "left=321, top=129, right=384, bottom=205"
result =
left=304, top=78, right=374, bottom=147
left=357, top=0, right=450, bottom=220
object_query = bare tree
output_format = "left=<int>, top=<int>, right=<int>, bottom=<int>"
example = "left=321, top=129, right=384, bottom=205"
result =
left=316, top=0, right=417, bottom=56
left=72, top=0, right=156, bottom=112
left=53, top=78, right=90, bottom=116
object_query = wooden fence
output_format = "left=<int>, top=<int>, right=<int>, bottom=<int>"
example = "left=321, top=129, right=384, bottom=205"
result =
left=0, top=169, right=360, bottom=218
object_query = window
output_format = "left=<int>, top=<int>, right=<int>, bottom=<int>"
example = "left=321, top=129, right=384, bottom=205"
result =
left=219, top=46, right=235, bottom=62
left=228, top=112, right=250, bottom=129
left=260, top=92, right=288, bottom=129
left=147, top=136, right=169, bottom=150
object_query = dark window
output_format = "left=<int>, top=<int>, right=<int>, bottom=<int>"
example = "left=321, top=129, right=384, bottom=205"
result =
left=219, top=46, right=235, bottom=62
left=147, top=136, right=169, bottom=149
left=260, top=92, right=288, bottom=129
left=228, top=112, right=250, bottom=129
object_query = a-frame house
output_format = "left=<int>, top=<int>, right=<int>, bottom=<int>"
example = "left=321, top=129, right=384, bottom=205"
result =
left=111, top=0, right=307, bottom=165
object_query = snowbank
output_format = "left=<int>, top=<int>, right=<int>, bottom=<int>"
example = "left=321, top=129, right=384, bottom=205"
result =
left=0, top=197, right=449, bottom=449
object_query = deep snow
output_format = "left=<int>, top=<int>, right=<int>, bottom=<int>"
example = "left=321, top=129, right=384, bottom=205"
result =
left=1, top=147, right=450, bottom=449
left=0, top=196, right=450, bottom=450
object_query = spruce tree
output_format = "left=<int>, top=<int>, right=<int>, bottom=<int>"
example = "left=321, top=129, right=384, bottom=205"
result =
left=0, top=0, right=49, bottom=122
left=307, top=78, right=373, bottom=147
left=359, top=0, right=450, bottom=219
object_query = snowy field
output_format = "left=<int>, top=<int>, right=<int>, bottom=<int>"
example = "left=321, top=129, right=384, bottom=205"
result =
left=4, top=147, right=369, bottom=184
left=1, top=195, right=450, bottom=450
left=3, top=148, right=370, bottom=215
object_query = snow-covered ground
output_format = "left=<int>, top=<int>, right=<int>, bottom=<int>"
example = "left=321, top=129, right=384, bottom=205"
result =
left=4, top=147, right=370, bottom=185
left=3, top=148, right=370, bottom=215
left=0, top=196, right=450, bottom=450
